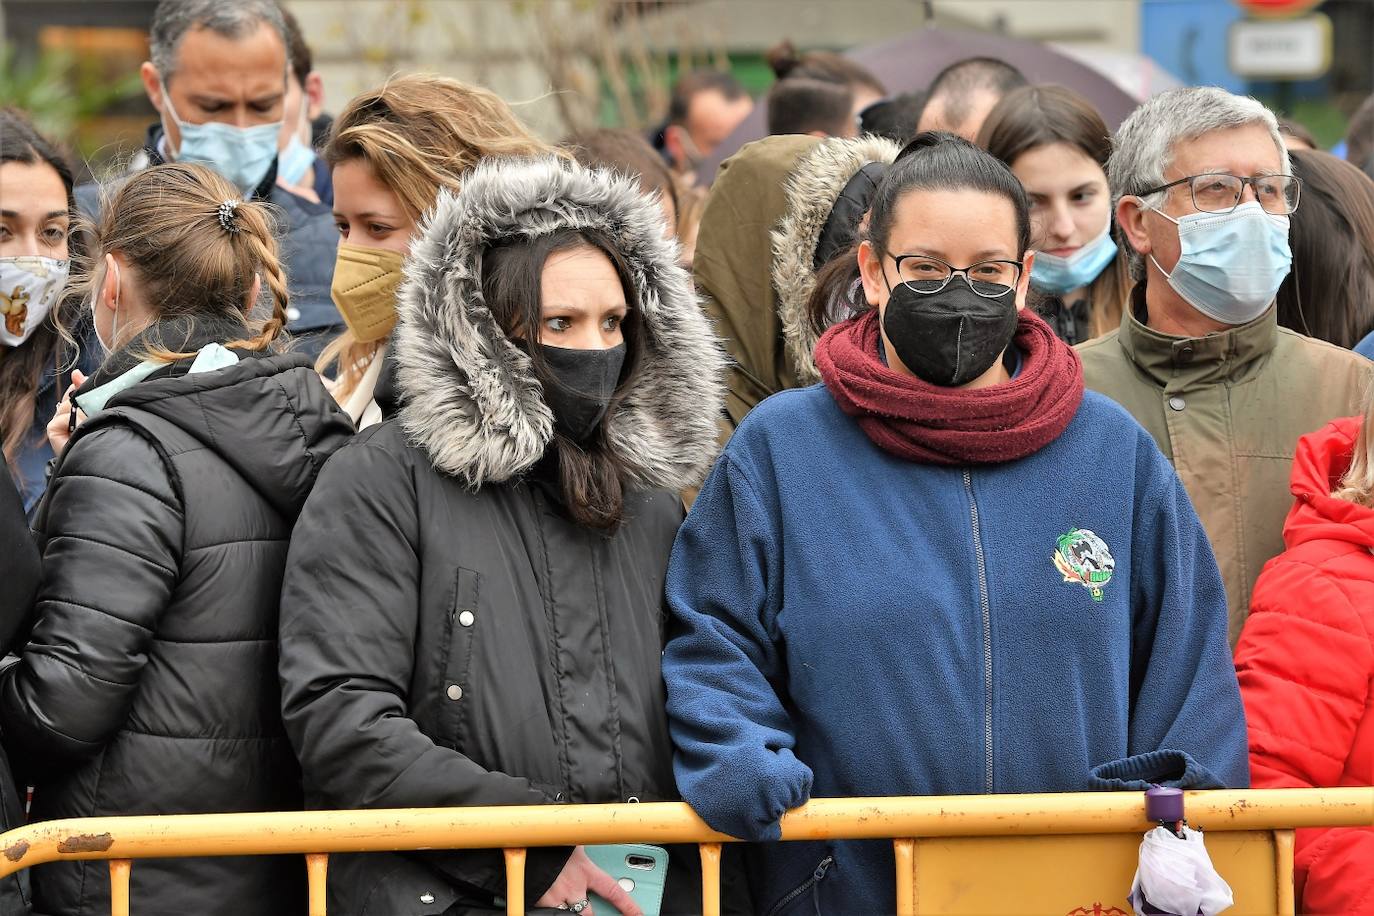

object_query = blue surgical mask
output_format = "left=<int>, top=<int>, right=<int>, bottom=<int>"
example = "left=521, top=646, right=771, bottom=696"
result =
left=1149, top=200, right=1291, bottom=326
left=161, top=80, right=282, bottom=197
left=1030, top=219, right=1118, bottom=296
left=277, top=134, right=316, bottom=187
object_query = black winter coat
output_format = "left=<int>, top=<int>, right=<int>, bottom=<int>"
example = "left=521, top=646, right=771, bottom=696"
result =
left=278, top=157, right=728, bottom=915
left=0, top=471, right=36, bottom=914
left=1, top=333, right=352, bottom=916
left=281, top=427, right=686, bottom=913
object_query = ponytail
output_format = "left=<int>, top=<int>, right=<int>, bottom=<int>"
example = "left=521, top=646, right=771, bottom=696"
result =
left=83, top=162, right=289, bottom=362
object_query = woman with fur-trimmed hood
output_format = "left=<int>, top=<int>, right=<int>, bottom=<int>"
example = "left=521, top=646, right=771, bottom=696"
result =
left=278, top=157, right=726, bottom=915
left=694, top=133, right=898, bottom=430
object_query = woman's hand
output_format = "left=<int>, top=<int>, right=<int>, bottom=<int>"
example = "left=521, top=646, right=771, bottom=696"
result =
left=535, top=846, right=642, bottom=916
left=46, top=370, right=87, bottom=454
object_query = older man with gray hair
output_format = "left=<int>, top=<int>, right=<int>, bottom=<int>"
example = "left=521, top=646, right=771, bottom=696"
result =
left=76, top=0, right=342, bottom=359
left=1078, top=86, right=1372, bottom=647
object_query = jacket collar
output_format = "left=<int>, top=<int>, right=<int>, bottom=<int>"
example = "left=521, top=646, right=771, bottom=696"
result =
left=1284, top=416, right=1374, bottom=551
left=1117, top=283, right=1279, bottom=389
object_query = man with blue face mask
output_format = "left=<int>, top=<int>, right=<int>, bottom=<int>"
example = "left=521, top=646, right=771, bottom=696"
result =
left=1078, top=86, right=1374, bottom=647
left=74, top=0, right=343, bottom=361
left=274, top=4, right=332, bottom=206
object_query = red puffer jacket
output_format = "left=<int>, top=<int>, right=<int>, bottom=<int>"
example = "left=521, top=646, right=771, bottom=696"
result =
left=1235, top=416, right=1374, bottom=915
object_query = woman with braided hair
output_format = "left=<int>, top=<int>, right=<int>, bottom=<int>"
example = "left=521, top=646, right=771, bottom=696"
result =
left=0, top=161, right=353, bottom=916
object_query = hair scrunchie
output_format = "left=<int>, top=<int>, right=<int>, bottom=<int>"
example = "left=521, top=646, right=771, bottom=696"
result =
left=216, top=199, right=241, bottom=234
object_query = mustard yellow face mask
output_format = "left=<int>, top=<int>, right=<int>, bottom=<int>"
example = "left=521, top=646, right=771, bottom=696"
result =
left=330, top=242, right=405, bottom=342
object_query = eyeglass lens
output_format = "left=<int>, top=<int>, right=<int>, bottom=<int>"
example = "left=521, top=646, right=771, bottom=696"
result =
left=1189, top=173, right=1299, bottom=215
left=897, top=256, right=1019, bottom=298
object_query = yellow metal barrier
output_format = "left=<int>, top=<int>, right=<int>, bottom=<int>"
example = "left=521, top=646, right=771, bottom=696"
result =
left=0, top=788, right=1369, bottom=916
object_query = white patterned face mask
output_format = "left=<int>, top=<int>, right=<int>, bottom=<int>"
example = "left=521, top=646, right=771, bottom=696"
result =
left=0, top=255, right=69, bottom=347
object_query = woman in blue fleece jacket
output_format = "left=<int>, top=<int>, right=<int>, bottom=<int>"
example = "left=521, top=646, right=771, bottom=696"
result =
left=661, top=132, right=1248, bottom=915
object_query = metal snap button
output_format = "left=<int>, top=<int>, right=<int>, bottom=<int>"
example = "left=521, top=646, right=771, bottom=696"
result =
left=458, top=610, right=475, bottom=627
left=627, top=796, right=640, bottom=803
left=286, top=306, right=301, bottom=322
left=1168, top=396, right=1186, bottom=411
left=1176, top=345, right=1194, bottom=363
left=420, top=893, right=435, bottom=905
left=446, top=684, right=463, bottom=701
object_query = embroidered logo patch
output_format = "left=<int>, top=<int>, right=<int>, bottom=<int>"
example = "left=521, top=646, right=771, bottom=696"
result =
left=1053, top=528, right=1115, bottom=601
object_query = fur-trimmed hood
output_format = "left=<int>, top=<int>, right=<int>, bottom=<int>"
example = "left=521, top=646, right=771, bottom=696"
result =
left=392, top=156, right=727, bottom=490
left=771, top=135, right=899, bottom=385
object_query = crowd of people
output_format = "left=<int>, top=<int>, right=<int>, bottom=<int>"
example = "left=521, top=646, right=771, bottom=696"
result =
left=1, top=0, right=1372, bottom=914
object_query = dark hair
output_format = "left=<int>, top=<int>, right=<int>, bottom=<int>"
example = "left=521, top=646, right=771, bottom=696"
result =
left=1346, top=93, right=1374, bottom=175
left=667, top=71, right=747, bottom=126
left=480, top=228, right=649, bottom=532
left=923, top=56, right=1028, bottom=133
left=806, top=131, right=1030, bottom=339
left=978, top=85, right=1111, bottom=169
left=977, top=84, right=1127, bottom=338
left=1277, top=149, right=1374, bottom=349
left=563, top=128, right=679, bottom=217
left=764, top=39, right=886, bottom=96
left=0, top=109, right=81, bottom=474
left=766, top=78, right=853, bottom=137
left=859, top=91, right=928, bottom=144
left=1276, top=116, right=1316, bottom=150
left=279, top=3, right=312, bottom=87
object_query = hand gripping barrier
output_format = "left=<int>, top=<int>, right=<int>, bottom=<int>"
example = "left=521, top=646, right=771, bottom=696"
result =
left=0, top=788, right=1370, bottom=915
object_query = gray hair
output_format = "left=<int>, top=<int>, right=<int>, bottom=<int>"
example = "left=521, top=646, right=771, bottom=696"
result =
left=150, top=0, right=289, bottom=82
left=1107, top=86, right=1289, bottom=278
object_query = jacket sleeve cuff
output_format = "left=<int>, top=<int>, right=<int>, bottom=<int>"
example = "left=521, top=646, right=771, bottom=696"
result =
left=1089, top=749, right=1225, bottom=790
left=689, top=748, right=814, bottom=843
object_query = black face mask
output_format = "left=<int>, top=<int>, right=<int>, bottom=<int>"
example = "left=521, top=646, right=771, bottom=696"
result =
left=881, top=279, right=1019, bottom=387
left=537, top=342, right=626, bottom=443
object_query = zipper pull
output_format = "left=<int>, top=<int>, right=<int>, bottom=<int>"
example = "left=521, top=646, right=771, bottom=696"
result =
left=813, top=856, right=833, bottom=880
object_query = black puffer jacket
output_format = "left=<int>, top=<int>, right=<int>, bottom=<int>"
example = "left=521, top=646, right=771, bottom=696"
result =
left=0, top=471, right=36, bottom=915
left=278, top=158, right=727, bottom=915
left=1, top=326, right=353, bottom=916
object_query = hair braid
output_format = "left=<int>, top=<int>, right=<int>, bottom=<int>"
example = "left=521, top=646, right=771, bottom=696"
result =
left=88, top=162, right=290, bottom=361
left=224, top=200, right=289, bottom=351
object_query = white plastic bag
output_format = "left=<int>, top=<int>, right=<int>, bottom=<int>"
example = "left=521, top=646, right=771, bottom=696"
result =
left=1128, top=826, right=1234, bottom=916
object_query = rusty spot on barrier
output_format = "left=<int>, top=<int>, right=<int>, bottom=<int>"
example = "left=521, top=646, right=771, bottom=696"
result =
left=57, top=833, right=113, bottom=854
left=3, top=841, right=28, bottom=862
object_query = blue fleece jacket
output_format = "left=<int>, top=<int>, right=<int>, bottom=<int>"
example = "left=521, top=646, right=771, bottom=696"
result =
left=662, top=384, right=1248, bottom=916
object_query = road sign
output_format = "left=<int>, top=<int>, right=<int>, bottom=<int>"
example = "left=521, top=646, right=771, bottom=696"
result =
left=1228, top=13, right=1332, bottom=79
left=1234, top=0, right=1324, bottom=18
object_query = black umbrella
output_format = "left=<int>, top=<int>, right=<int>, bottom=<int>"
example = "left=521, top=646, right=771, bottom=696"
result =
left=697, top=26, right=1144, bottom=186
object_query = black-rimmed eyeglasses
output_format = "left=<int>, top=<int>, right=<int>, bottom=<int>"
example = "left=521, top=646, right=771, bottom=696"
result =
left=888, top=254, right=1022, bottom=299
left=1137, top=172, right=1302, bottom=216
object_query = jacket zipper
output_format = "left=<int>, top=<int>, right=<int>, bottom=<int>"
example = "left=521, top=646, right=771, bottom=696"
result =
left=963, top=469, right=994, bottom=794
left=763, top=856, right=833, bottom=916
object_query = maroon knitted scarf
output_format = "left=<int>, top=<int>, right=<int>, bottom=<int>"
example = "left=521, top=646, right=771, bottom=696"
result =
left=814, top=308, right=1085, bottom=466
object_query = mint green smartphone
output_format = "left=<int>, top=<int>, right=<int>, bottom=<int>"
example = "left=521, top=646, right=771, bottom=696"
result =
left=585, top=843, right=668, bottom=916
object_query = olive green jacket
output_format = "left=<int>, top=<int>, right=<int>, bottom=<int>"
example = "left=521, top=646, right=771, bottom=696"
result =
left=1078, top=294, right=1373, bottom=646
left=694, top=134, right=899, bottom=430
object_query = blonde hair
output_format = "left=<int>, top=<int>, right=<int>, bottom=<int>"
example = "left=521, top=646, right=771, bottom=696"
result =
left=87, top=162, right=287, bottom=359
left=1334, top=387, right=1374, bottom=508
left=318, top=74, right=556, bottom=397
